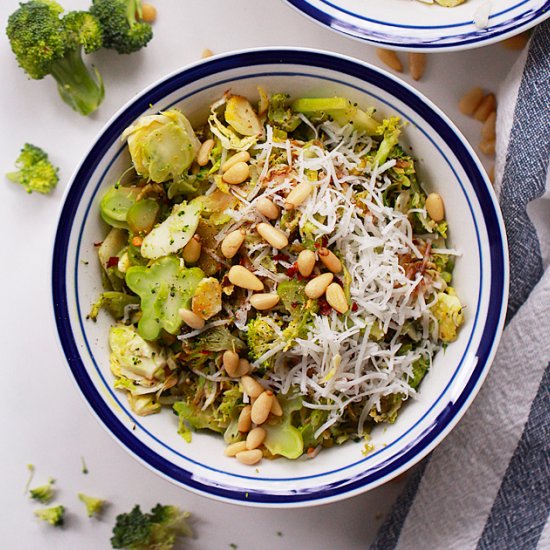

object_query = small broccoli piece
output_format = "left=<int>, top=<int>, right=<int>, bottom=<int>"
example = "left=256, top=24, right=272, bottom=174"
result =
left=6, top=143, right=59, bottom=194
left=268, top=94, right=301, bottom=133
left=374, top=117, right=402, bottom=166
left=24, top=464, right=35, bottom=494
left=90, top=0, right=153, bottom=54
left=246, top=316, right=279, bottom=362
left=30, top=477, right=55, bottom=504
left=78, top=493, right=106, bottom=518
left=35, top=505, right=65, bottom=527
left=6, top=2, right=104, bottom=115
left=125, top=255, right=205, bottom=340
left=111, top=504, right=192, bottom=549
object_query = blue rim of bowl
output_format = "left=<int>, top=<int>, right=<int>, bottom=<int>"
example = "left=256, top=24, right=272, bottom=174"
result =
left=283, top=0, right=550, bottom=50
left=52, top=49, right=507, bottom=505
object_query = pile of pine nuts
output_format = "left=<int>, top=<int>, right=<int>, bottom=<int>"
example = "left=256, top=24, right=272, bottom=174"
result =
left=459, top=87, right=497, bottom=181
left=376, top=49, right=427, bottom=81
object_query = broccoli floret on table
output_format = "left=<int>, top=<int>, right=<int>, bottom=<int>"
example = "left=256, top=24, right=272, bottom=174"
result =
left=35, top=505, right=65, bottom=527
left=6, top=1, right=104, bottom=115
left=111, top=504, right=192, bottom=549
left=90, top=0, right=153, bottom=54
left=6, top=144, right=59, bottom=195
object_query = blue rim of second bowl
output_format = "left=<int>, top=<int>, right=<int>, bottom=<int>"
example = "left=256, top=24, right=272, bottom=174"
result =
left=52, top=49, right=507, bottom=505
left=283, top=0, right=550, bottom=50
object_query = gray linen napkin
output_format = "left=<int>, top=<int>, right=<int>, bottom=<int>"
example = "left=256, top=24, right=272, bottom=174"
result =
left=371, top=20, right=550, bottom=550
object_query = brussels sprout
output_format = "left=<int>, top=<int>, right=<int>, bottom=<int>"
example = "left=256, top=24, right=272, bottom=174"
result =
left=122, top=109, right=200, bottom=183
left=264, top=397, right=304, bottom=459
left=109, top=325, right=167, bottom=380
left=126, top=198, right=160, bottom=235
left=100, top=185, right=141, bottom=228
left=225, top=95, right=263, bottom=136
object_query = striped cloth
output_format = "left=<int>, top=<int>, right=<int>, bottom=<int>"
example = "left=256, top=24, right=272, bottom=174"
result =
left=372, top=21, right=550, bottom=550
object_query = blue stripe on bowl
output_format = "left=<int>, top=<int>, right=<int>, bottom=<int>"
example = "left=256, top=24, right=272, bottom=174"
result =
left=283, top=0, right=550, bottom=49
left=52, top=49, right=507, bottom=505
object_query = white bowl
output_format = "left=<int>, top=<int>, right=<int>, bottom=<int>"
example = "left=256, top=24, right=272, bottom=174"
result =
left=52, top=48, right=508, bottom=507
left=283, top=0, right=549, bottom=51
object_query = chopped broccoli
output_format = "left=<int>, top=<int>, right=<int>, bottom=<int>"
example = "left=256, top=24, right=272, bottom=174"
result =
left=24, top=464, right=35, bottom=494
left=268, top=93, right=301, bottom=133
left=30, top=477, right=55, bottom=504
left=246, top=316, right=278, bottom=363
left=6, top=2, right=104, bottom=115
left=374, top=117, right=402, bottom=166
left=81, top=456, right=89, bottom=474
left=90, top=0, right=153, bottom=54
left=78, top=493, right=106, bottom=518
left=35, top=505, right=65, bottom=527
left=125, top=256, right=205, bottom=340
left=111, top=504, right=192, bottom=549
left=6, top=143, right=59, bottom=194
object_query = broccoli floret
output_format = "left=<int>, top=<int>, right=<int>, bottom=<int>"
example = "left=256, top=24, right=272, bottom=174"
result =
left=6, top=143, right=59, bottom=194
left=35, top=505, right=65, bottom=527
left=268, top=93, right=302, bottom=133
left=111, top=504, right=192, bottom=549
left=374, top=117, right=402, bottom=166
left=29, top=477, right=55, bottom=504
left=246, top=316, right=279, bottom=362
left=90, top=0, right=153, bottom=54
left=78, top=493, right=106, bottom=518
left=6, top=2, right=104, bottom=115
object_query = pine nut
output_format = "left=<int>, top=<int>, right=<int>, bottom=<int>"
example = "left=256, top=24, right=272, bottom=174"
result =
left=228, top=266, right=264, bottom=291
left=376, top=48, right=403, bottom=72
left=250, top=293, right=280, bottom=310
left=284, top=182, right=314, bottom=210
left=297, top=249, right=316, bottom=277
left=224, top=441, right=247, bottom=457
left=238, top=405, right=252, bottom=433
left=479, top=139, right=496, bottom=157
left=459, top=87, right=484, bottom=116
left=222, top=151, right=251, bottom=173
left=246, top=427, right=266, bottom=450
left=408, top=52, right=426, bottom=81
left=305, top=273, right=334, bottom=299
left=481, top=111, right=497, bottom=142
left=221, top=229, right=245, bottom=259
left=235, top=358, right=251, bottom=377
left=501, top=32, right=529, bottom=50
left=326, top=283, right=349, bottom=314
left=236, top=449, right=263, bottom=465
left=318, top=248, right=342, bottom=274
left=196, top=139, right=214, bottom=167
left=425, top=193, right=445, bottom=222
left=256, top=197, right=280, bottom=219
left=222, top=161, right=249, bottom=184
left=251, top=391, right=274, bottom=425
left=473, top=93, right=497, bottom=122
left=256, top=223, right=288, bottom=249
left=223, top=350, right=240, bottom=376
left=488, top=165, right=495, bottom=184
left=182, top=235, right=201, bottom=263
left=178, top=308, right=205, bottom=329
left=141, top=3, right=157, bottom=23
left=201, top=48, right=213, bottom=59
left=270, top=396, right=283, bottom=417
left=241, top=376, right=265, bottom=399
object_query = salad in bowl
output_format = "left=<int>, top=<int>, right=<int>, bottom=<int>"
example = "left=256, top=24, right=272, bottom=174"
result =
left=92, top=90, right=464, bottom=466
left=52, top=48, right=507, bottom=505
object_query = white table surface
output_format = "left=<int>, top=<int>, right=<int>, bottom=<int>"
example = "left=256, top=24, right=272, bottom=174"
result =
left=0, top=1, right=521, bottom=548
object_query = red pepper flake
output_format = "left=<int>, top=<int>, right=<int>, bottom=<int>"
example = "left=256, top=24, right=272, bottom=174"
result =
left=291, top=301, right=299, bottom=309
left=318, top=297, right=332, bottom=315
left=273, top=253, right=290, bottom=262
left=352, top=302, right=359, bottom=312
left=106, top=256, right=119, bottom=268
left=93, top=241, right=103, bottom=247
left=286, top=263, right=299, bottom=278
left=199, top=351, right=212, bottom=355
left=314, top=236, right=329, bottom=249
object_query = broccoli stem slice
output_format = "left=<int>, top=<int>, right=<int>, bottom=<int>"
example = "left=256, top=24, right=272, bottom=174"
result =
left=49, top=47, right=104, bottom=116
